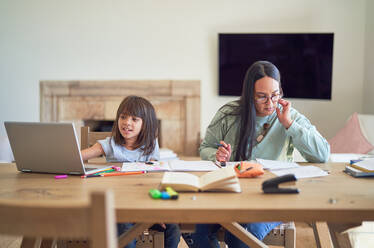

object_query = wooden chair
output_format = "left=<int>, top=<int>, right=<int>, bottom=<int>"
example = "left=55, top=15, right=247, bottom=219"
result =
left=81, top=127, right=164, bottom=248
left=80, top=126, right=112, bottom=163
left=0, top=190, right=117, bottom=248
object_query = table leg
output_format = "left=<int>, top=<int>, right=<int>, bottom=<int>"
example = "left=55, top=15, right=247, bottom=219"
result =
left=220, top=222, right=268, bottom=248
left=21, top=237, right=42, bottom=248
left=118, top=223, right=154, bottom=248
left=311, top=222, right=333, bottom=248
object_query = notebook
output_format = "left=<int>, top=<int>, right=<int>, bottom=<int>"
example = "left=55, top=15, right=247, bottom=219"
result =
left=4, top=122, right=110, bottom=175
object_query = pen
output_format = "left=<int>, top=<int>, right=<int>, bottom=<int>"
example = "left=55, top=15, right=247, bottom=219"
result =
left=84, top=174, right=102, bottom=178
left=240, top=166, right=253, bottom=174
left=93, top=168, right=115, bottom=175
left=82, top=167, right=115, bottom=177
left=215, top=143, right=227, bottom=167
left=55, top=175, right=68, bottom=179
left=82, top=171, right=145, bottom=178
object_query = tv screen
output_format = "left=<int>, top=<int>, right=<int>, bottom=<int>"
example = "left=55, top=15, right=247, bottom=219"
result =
left=219, top=33, right=334, bottom=99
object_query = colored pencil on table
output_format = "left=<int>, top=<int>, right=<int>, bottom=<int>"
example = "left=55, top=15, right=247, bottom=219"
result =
left=101, top=171, right=145, bottom=177
left=93, top=168, right=115, bottom=175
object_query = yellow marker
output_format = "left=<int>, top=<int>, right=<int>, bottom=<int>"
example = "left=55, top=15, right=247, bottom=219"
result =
left=165, top=186, right=179, bottom=199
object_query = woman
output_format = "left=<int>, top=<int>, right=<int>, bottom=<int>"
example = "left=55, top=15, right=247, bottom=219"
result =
left=185, top=61, right=330, bottom=248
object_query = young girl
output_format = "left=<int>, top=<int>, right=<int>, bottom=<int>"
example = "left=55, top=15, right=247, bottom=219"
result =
left=81, top=95, right=159, bottom=162
left=81, top=95, right=180, bottom=248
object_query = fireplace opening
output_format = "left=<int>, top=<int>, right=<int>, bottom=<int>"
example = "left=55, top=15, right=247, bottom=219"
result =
left=83, top=120, right=114, bottom=132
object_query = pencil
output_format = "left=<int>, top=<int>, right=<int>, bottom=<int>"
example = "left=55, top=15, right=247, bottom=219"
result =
left=81, top=167, right=115, bottom=178
left=93, top=168, right=115, bottom=175
left=101, top=171, right=145, bottom=177
left=240, top=166, right=253, bottom=174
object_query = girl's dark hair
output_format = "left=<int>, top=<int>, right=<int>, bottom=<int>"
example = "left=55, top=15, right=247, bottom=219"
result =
left=112, top=95, right=158, bottom=155
left=232, top=61, right=282, bottom=160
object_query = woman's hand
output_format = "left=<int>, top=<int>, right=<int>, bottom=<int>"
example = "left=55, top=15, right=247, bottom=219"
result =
left=215, top=141, right=232, bottom=162
left=276, top=99, right=293, bottom=129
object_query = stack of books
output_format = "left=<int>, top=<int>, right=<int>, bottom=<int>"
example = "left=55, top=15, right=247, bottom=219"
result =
left=344, top=158, right=374, bottom=177
left=159, top=148, right=178, bottom=161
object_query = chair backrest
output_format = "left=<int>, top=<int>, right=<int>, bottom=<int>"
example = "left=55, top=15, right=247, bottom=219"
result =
left=0, top=190, right=118, bottom=248
left=81, top=126, right=112, bottom=150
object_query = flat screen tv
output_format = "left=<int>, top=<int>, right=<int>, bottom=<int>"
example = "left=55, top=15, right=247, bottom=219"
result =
left=219, top=33, right=334, bottom=99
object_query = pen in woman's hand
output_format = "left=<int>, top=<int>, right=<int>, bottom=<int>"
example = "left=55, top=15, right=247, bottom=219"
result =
left=215, top=142, right=232, bottom=165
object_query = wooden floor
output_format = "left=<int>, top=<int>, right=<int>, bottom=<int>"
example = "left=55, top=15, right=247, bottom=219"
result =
left=0, top=222, right=318, bottom=248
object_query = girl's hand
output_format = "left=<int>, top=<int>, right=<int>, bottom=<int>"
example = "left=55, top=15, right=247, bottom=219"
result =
left=215, top=141, right=232, bottom=162
left=276, top=99, right=293, bottom=129
left=159, top=223, right=166, bottom=229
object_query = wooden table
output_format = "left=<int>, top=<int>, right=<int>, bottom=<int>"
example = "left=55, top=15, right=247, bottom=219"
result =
left=0, top=162, right=373, bottom=248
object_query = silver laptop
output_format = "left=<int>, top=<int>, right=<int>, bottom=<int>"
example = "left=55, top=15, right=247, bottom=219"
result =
left=4, top=122, right=110, bottom=175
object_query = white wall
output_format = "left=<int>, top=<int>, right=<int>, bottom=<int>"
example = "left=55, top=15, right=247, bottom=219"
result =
left=363, top=0, right=374, bottom=114
left=0, top=0, right=368, bottom=139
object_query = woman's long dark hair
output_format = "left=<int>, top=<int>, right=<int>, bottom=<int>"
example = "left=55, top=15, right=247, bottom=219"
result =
left=234, top=61, right=282, bottom=160
left=112, top=95, right=158, bottom=155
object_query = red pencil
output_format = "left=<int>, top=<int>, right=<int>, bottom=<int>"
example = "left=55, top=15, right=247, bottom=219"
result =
left=101, top=171, right=145, bottom=177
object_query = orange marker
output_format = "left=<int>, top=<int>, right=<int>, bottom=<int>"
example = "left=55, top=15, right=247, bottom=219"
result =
left=101, top=171, right=145, bottom=177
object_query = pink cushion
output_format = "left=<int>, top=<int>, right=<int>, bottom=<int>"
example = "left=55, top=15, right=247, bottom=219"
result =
left=329, top=113, right=374, bottom=153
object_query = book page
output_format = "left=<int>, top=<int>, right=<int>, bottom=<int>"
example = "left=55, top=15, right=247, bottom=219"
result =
left=121, top=161, right=171, bottom=172
left=161, top=172, right=200, bottom=192
left=202, top=178, right=241, bottom=192
left=168, top=160, right=219, bottom=171
left=199, top=167, right=237, bottom=191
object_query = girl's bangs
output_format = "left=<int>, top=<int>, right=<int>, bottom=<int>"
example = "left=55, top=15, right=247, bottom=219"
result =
left=120, top=102, right=144, bottom=118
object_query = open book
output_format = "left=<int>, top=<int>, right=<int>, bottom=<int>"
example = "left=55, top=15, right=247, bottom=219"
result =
left=160, top=167, right=241, bottom=192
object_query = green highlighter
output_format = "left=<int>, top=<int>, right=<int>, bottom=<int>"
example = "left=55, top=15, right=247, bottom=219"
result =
left=149, top=189, right=162, bottom=199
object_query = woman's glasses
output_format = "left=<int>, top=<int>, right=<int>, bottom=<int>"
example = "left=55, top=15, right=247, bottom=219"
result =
left=255, top=93, right=282, bottom=104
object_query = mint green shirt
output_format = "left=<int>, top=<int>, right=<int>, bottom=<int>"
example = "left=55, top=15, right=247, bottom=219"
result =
left=200, top=101, right=330, bottom=162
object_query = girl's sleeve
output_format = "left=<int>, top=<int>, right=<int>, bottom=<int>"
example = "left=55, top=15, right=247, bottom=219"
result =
left=286, top=110, right=330, bottom=162
left=97, top=137, right=112, bottom=157
left=199, top=111, right=226, bottom=161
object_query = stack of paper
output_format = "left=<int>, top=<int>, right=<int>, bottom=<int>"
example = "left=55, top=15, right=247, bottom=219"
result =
left=159, top=148, right=178, bottom=161
left=256, top=158, right=328, bottom=179
left=350, top=159, right=374, bottom=173
left=344, top=165, right=374, bottom=178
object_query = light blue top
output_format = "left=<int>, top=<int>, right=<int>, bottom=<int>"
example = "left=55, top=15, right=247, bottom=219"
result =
left=98, top=137, right=160, bottom=162
left=200, top=101, right=330, bottom=162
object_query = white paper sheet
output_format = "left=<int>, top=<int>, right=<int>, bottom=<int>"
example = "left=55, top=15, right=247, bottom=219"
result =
left=270, top=165, right=329, bottom=179
left=121, top=161, right=171, bottom=172
left=256, top=158, right=300, bottom=170
left=168, top=160, right=219, bottom=171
